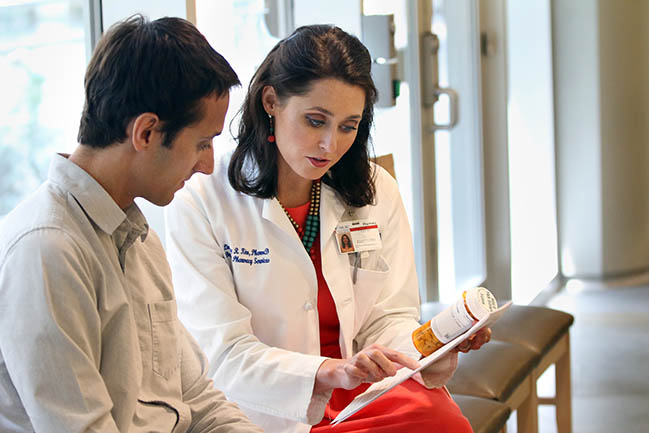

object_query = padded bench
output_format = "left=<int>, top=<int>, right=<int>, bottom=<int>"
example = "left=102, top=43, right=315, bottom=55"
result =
left=453, top=394, right=511, bottom=433
left=490, top=305, right=574, bottom=433
left=420, top=302, right=574, bottom=433
left=447, top=341, right=539, bottom=433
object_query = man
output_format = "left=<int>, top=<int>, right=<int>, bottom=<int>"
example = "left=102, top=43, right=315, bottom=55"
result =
left=0, top=15, right=263, bottom=433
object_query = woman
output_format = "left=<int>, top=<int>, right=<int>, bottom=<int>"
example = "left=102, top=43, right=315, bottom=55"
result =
left=339, top=233, right=354, bottom=253
left=165, top=25, right=488, bottom=433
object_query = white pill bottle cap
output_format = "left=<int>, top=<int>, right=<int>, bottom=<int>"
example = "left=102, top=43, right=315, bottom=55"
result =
left=465, top=287, right=498, bottom=320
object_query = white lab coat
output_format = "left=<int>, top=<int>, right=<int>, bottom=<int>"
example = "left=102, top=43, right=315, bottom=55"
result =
left=165, top=151, right=423, bottom=433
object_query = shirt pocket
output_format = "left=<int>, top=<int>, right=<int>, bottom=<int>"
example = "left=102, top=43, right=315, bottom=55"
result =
left=350, top=255, right=391, bottom=333
left=148, top=300, right=180, bottom=380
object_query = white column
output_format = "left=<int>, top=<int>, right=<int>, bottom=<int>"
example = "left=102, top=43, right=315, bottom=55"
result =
left=553, top=0, right=649, bottom=278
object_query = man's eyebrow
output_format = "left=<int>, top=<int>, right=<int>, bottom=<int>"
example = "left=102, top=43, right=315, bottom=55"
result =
left=203, top=130, right=222, bottom=139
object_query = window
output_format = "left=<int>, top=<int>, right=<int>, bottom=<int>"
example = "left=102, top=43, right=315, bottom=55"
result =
left=0, top=0, right=87, bottom=217
left=506, top=0, right=558, bottom=303
left=195, top=0, right=281, bottom=152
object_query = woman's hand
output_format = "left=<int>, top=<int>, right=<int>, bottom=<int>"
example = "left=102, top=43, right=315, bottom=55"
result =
left=419, top=350, right=458, bottom=388
left=418, top=327, right=491, bottom=388
left=314, top=344, right=420, bottom=394
left=454, top=327, right=492, bottom=353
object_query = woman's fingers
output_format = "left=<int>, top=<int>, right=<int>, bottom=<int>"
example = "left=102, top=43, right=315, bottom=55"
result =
left=456, top=340, right=472, bottom=353
left=351, top=351, right=387, bottom=381
left=377, top=346, right=421, bottom=371
left=470, top=328, right=491, bottom=350
left=330, top=330, right=494, bottom=390
left=454, top=327, right=492, bottom=353
left=342, top=362, right=366, bottom=382
left=347, top=344, right=421, bottom=384
left=479, top=327, right=492, bottom=344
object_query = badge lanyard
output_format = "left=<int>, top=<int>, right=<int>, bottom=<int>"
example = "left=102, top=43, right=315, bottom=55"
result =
left=352, top=253, right=361, bottom=284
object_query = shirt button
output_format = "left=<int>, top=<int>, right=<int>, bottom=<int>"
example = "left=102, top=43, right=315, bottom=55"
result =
left=303, top=301, right=314, bottom=311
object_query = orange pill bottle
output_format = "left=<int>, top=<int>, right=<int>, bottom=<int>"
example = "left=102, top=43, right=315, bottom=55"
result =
left=412, top=287, right=498, bottom=357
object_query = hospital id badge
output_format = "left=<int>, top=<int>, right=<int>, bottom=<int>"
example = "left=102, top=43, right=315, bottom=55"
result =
left=335, top=220, right=382, bottom=254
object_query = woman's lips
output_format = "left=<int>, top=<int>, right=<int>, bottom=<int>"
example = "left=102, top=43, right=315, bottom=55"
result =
left=307, top=157, right=330, bottom=168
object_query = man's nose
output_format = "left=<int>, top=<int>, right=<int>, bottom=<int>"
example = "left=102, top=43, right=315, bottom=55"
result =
left=194, top=147, right=214, bottom=175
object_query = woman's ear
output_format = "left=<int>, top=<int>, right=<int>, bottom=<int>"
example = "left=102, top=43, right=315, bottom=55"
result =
left=261, top=86, right=278, bottom=116
left=131, top=113, right=161, bottom=152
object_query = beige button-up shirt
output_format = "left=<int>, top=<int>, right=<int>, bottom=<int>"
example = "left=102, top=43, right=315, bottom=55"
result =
left=0, top=154, right=263, bottom=433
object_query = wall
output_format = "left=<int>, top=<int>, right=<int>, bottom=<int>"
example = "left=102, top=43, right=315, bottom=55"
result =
left=553, top=0, right=602, bottom=276
left=598, top=0, right=649, bottom=276
left=553, top=0, right=649, bottom=278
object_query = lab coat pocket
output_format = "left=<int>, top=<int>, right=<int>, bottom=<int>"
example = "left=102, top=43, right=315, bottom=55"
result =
left=148, top=300, right=180, bottom=380
left=351, top=255, right=390, bottom=333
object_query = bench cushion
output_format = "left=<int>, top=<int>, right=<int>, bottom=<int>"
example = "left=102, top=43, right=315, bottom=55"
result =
left=453, top=394, right=511, bottom=433
left=446, top=340, right=537, bottom=401
left=490, top=304, right=574, bottom=355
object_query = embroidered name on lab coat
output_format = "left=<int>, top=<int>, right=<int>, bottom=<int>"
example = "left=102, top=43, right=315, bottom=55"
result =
left=224, top=244, right=271, bottom=266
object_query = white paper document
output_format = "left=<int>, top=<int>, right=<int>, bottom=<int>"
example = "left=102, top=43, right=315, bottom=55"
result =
left=331, top=301, right=512, bottom=424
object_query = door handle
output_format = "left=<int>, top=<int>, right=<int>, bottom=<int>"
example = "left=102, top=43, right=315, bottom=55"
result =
left=429, top=87, right=458, bottom=131
left=421, top=32, right=459, bottom=131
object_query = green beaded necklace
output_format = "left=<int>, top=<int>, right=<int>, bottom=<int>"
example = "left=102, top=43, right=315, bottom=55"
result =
left=279, top=180, right=321, bottom=258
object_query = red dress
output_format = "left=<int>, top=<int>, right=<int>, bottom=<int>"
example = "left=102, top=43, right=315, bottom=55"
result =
left=285, top=203, right=472, bottom=433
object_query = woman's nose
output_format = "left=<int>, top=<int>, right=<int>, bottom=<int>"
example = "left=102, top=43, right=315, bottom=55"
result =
left=319, top=129, right=337, bottom=153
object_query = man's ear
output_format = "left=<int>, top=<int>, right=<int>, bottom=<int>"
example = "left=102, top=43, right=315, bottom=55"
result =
left=131, top=113, right=161, bottom=152
left=261, top=86, right=279, bottom=116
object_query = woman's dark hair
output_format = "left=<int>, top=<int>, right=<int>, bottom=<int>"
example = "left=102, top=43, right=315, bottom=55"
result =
left=341, top=234, right=352, bottom=247
left=78, top=15, right=240, bottom=148
left=229, top=24, right=377, bottom=207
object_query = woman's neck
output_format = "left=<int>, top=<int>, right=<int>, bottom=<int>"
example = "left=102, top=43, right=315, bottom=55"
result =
left=276, top=161, right=313, bottom=208
left=277, top=176, right=312, bottom=208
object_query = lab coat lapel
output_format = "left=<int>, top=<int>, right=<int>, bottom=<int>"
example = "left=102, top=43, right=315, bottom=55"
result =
left=262, top=196, right=301, bottom=240
left=320, top=183, right=355, bottom=358
left=320, top=184, right=346, bottom=240
left=262, top=197, right=316, bottom=283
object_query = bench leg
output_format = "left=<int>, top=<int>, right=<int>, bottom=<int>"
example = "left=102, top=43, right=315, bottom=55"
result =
left=517, top=376, right=539, bottom=433
left=555, top=335, right=572, bottom=433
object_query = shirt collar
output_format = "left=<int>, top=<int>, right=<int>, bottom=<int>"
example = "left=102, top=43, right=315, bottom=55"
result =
left=48, top=153, right=149, bottom=241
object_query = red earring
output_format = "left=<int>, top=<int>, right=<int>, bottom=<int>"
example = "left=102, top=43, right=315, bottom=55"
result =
left=268, top=115, right=275, bottom=143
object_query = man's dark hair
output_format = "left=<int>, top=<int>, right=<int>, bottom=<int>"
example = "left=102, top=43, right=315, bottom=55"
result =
left=229, top=24, right=378, bottom=208
left=77, top=15, right=240, bottom=148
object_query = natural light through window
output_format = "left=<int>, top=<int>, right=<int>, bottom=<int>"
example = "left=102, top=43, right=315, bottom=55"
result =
left=0, top=0, right=86, bottom=217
